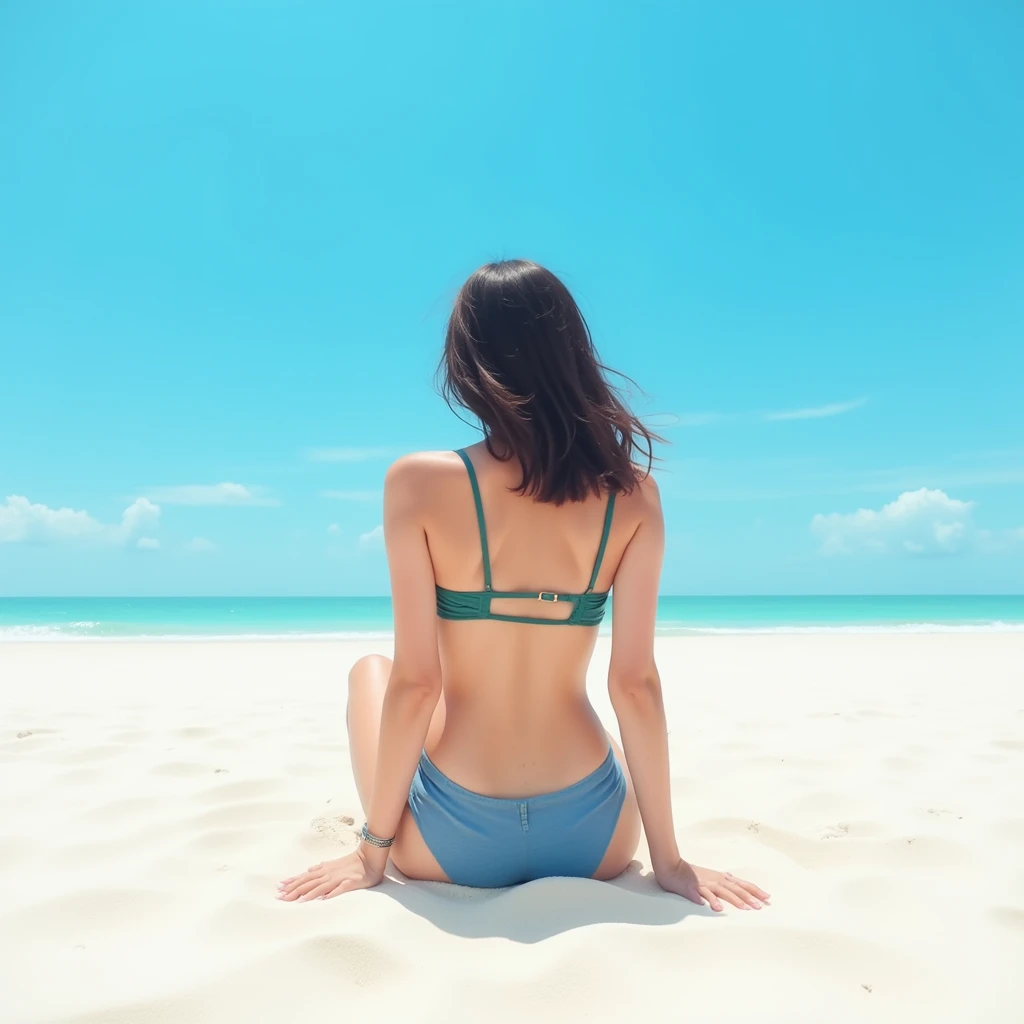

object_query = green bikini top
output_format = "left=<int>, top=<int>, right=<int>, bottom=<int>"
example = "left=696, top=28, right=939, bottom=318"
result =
left=436, top=448, right=616, bottom=627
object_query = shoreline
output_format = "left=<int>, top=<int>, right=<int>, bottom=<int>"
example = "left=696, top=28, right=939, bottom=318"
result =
left=3, top=621, right=1024, bottom=643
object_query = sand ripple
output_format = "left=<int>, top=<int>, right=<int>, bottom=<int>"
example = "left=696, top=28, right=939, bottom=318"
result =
left=1, top=635, right=1022, bottom=1023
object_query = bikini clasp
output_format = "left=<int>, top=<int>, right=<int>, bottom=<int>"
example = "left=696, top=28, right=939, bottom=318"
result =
left=538, top=591, right=559, bottom=602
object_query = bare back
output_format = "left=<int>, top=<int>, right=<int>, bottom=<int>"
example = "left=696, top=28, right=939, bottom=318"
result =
left=385, top=443, right=659, bottom=798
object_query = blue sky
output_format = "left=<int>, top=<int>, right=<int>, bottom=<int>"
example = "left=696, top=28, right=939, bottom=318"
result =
left=1, top=1, right=1022, bottom=596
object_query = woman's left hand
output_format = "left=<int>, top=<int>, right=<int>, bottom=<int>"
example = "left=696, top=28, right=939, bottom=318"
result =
left=690, top=864, right=770, bottom=911
left=655, top=857, right=770, bottom=911
left=277, top=847, right=385, bottom=902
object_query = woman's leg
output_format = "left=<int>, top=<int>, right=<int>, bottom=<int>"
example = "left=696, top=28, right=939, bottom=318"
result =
left=346, top=654, right=448, bottom=881
left=591, top=733, right=642, bottom=880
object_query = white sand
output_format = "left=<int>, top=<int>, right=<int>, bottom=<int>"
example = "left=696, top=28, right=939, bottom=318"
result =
left=1, top=635, right=1022, bottom=1023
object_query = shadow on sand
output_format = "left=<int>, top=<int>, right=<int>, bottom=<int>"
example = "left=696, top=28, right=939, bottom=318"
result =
left=376, top=860, right=715, bottom=943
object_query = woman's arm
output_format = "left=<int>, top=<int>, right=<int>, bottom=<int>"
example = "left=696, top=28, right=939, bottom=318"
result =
left=277, top=454, right=443, bottom=900
left=608, top=475, right=770, bottom=912
left=606, top=475, right=681, bottom=873
left=359, top=455, right=443, bottom=869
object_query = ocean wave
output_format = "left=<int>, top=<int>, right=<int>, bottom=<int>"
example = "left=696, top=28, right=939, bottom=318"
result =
left=655, top=621, right=1024, bottom=635
left=2, top=621, right=1023, bottom=641
left=0, top=626, right=396, bottom=642
left=0, top=623, right=102, bottom=641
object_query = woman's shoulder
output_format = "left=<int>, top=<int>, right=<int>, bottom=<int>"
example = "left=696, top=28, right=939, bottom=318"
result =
left=384, top=449, right=465, bottom=492
left=618, top=464, right=661, bottom=512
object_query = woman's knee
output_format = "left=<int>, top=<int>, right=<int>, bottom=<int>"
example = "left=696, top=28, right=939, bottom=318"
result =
left=348, top=653, right=392, bottom=686
left=345, top=655, right=392, bottom=729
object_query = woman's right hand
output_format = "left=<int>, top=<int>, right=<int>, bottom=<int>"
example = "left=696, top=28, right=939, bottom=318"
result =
left=277, top=846, right=386, bottom=902
left=654, top=857, right=770, bottom=911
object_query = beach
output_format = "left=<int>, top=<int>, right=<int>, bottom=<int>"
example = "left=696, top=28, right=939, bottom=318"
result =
left=2, top=634, right=1022, bottom=1023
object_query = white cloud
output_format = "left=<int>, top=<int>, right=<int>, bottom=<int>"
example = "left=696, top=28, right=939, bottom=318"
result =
left=306, top=447, right=393, bottom=463
left=765, top=398, right=868, bottom=422
left=137, top=537, right=161, bottom=550
left=183, top=536, right=217, bottom=553
left=322, top=489, right=381, bottom=502
left=144, top=483, right=277, bottom=506
left=121, top=498, right=160, bottom=534
left=0, top=496, right=159, bottom=546
left=811, top=488, right=976, bottom=556
left=1, top=497, right=98, bottom=543
left=327, top=523, right=342, bottom=535
left=359, top=524, right=384, bottom=548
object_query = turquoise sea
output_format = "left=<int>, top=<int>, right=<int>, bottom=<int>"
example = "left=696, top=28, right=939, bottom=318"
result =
left=1, top=596, right=1022, bottom=641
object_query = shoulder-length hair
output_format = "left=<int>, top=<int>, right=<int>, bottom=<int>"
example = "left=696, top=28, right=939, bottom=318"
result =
left=438, top=259, right=660, bottom=504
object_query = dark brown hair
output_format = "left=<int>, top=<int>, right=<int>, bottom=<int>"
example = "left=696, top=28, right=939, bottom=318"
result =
left=438, top=260, right=661, bottom=504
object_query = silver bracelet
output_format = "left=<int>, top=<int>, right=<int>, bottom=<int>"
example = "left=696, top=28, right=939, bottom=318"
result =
left=360, top=822, right=395, bottom=848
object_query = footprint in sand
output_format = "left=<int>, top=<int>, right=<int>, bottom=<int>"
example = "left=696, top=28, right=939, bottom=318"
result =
left=992, top=739, right=1024, bottom=752
left=821, top=822, right=850, bottom=840
left=926, top=808, right=962, bottom=819
left=177, top=726, right=215, bottom=740
left=310, top=815, right=360, bottom=842
left=2, top=729, right=58, bottom=749
left=990, top=906, right=1024, bottom=931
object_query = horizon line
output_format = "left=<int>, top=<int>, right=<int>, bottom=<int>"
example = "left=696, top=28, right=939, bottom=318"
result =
left=3, top=594, right=1021, bottom=601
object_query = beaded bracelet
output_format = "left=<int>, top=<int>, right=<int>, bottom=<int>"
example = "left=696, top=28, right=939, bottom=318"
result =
left=360, top=822, right=395, bottom=848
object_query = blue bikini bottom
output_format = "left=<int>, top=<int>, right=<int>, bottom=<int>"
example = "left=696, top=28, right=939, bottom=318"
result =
left=407, top=746, right=627, bottom=888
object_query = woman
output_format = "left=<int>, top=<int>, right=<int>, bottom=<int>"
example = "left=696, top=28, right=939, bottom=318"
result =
left=279, top=260, right=768, bottom=911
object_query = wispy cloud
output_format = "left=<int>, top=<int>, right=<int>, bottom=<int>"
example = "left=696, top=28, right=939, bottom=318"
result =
left=137, top=537, right=160, bottom=550
left=666, top=398, right=869, bottom=428
left=305, top=447, right=394, bottom=463
left=0, top=496, right=159, bottom=546
left=764, top=398, right=868, bottom=422
left=144, top=483, right=277, bottom=506
left=359, top=524, right=384, bottom=548
left=327, top=523, right=342, bottom=535
left=183, top=536, right=217, bottom=553
left=322, top=489, right=381, bottom=502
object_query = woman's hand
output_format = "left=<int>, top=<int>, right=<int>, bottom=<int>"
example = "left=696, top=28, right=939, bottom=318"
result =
left=277, top=846, right=386, bottom=902
left=654, top=857, right=770, bottom=911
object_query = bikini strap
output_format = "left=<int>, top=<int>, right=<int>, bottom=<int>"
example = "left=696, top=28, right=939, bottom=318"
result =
left=585, top=491, right=616, bottom=593
left=454, top=449, right=492, bottom=591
